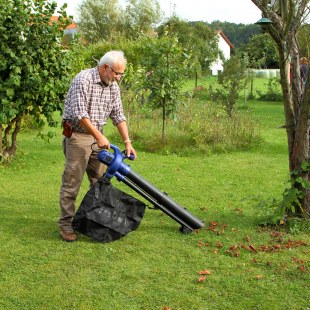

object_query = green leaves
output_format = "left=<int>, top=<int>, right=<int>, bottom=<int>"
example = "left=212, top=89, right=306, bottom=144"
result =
left=260, top=161, right=310, bottom=223
left=0, top=0, right=75, bottom=156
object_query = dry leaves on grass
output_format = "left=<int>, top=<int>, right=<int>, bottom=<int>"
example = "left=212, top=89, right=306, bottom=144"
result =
left=197, top=269, right=212, bottom=282
left=198, top=269, right=212, bottom=275
left=225, top=236, right=308, bottom=256
left=206, top=221, right=229, bottom=235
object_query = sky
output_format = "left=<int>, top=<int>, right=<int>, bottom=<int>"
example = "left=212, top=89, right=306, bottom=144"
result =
left=54, top=0, right=262, bottom=25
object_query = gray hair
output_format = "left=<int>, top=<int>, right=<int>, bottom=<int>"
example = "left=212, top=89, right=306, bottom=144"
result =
left=98, top=50, right=127, bottom=67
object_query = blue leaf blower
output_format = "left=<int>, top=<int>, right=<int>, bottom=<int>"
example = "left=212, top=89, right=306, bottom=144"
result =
left=98, top=144, right=205, bottom=233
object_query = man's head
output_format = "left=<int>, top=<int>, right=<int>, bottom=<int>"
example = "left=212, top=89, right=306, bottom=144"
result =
left=98, top=51, right=127, bottom=85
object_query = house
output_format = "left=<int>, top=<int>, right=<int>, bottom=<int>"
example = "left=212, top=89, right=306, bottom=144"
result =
left=51, top=15, right=78, bottom=37
left=210, top=30, right=234, bottom=75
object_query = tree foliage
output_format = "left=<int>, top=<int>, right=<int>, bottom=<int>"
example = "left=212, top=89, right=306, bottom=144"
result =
left=123, top=0, right=162, bottom=39
left=157, top=17, right=218, bottom=73
left=297, top=23, right=310, bottom=59
left=208, top=21, right=261, bottom=48
left=209, top=52, right=247, bottom=117
left=241, top=33, right=279, bottom=68
left=77, top=0, right=162, bottom=43
left=77, top=0, right=123, bottom=43
left=0, top=0, right=74, bottom=159
left=140, top=35, right=190, bottom=143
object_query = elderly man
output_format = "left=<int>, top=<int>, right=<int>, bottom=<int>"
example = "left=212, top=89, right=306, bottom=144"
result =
left=59, top=50, right=136, bottom=242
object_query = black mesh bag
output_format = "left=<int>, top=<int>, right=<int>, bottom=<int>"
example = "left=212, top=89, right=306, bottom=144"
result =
left=72, top=177, right=146, bottom=243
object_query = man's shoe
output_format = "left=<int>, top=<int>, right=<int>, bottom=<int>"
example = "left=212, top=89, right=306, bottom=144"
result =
left=60, top=228, right=77, bottom=242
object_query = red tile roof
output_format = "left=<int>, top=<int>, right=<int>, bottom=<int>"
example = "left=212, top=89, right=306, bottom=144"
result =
left=51, top=15, right=78, bottom=31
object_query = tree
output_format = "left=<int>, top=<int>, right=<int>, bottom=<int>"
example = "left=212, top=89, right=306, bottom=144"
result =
left=141, top=35, right=189, bottom=143
left=123, top=0, right=162, bottom=39
left=242, top=33, right=279, bottom=68
left=251, top=0, right=310, bottom=218
left=0, top=0, right=73, bottom=159
left=77, top=0, right=162, bottom=43
left=212, top=52, right=247, bottom=117
left=77, top=0, right=123, bottom=43
left=157, top=17, right=218, bottom=75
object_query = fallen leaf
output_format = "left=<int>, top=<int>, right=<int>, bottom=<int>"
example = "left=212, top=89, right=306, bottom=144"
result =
left=217, top=242, right=223, bottom=248
left=298, top=266, right=306, bottom=272
left=229, top=245, right=239, bottom=250
left=198, top=241, right=205, bottom=247
left=163, top=306, right=172, bottom=310
left=207, top=222, right=218, bottom=232
left=244, top=236, right=251, bottom=243
left=259, top=245, right=269, bottom=252
left=249, top=244, right=258, bottom=252
left=197, top=269, right=212, bottom=275
left=198, top=276, right=206, bottom=282
left=226, top=249, right=240, bottom=257
left=291, top=257, right=306, bottom=264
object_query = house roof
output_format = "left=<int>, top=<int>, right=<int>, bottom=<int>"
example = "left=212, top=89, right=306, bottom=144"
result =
left=216, top=30, right=234, bottom=49
left=51, top=15, right=78, bottom=31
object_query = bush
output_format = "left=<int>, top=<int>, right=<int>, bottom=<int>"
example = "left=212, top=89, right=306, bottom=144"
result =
left=178, top=100, right=261, bottom=154
left=108, top=98, right=261, bottom=156
left=256, top=77, right=283, bottom=101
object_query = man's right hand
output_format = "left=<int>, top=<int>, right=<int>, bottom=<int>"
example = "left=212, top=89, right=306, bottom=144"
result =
left=96, top=135, right=110, bottom=150
left=79, top=118, right=110, bottom=149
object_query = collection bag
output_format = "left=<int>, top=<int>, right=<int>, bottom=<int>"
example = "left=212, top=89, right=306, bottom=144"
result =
left=72, top=177, right=146, bottom=243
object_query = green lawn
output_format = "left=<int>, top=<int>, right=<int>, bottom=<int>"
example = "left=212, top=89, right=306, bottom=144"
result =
left=0, top=100, right=309, bottom=310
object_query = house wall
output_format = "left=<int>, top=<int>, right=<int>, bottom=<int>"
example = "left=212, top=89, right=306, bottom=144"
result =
left=210, top=34, right=232, bottom=76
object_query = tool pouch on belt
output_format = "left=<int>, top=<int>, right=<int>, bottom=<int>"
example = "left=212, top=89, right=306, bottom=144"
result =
left=62, top=120, right=73, bottom=138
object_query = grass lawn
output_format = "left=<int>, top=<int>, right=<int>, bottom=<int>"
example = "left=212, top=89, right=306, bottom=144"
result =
left=0, top=99, right=309, bottom=309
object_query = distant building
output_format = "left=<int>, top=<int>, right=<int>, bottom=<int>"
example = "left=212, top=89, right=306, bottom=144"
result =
left=51, top=15, right=78, bottom=37
left=210, top=30, right=234, bottom=75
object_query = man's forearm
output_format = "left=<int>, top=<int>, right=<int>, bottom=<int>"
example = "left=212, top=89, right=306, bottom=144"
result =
left=79, top=118, right=102, bottom=140
left=116, top=121, right=131, bottom=143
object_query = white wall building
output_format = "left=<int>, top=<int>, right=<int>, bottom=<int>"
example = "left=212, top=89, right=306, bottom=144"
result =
left=210, top=30, right=234, bottom=75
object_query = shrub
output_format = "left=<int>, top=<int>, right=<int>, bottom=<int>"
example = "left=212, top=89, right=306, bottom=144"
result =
left=109, top=98, right=261, bottom=156
left=256, top=77, right=283, bottom=101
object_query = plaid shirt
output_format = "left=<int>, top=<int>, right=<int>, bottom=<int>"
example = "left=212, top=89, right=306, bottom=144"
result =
left=62, top=66, right=126, bottom=133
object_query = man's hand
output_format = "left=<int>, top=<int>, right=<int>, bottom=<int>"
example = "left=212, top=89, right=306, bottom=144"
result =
left=125, top=142, right=136, bottom=159
left=79, top=118, right=110, bottom=149
left=96, top=135, right=110, bottom=150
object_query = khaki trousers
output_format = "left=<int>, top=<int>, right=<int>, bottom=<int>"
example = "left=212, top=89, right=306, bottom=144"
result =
left=59, top=132, right=105, bottom=230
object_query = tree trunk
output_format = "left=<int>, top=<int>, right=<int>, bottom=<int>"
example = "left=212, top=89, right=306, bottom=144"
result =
left=0, top=125, right=2, bottom=156
left=2, top=116, right=22, bottom=158
left=251, top=0, right=310, bottom=218
left=162, top=97, right=166, bottom=144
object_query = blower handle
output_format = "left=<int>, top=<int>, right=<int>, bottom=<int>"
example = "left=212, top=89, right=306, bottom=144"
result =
left=97, top=144, right=134, bottom=180
left=110, top=144, right=135, bottom=161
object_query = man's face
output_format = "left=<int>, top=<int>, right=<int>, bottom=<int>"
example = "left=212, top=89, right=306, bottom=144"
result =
left=100, top=63, right=125, bottom=86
